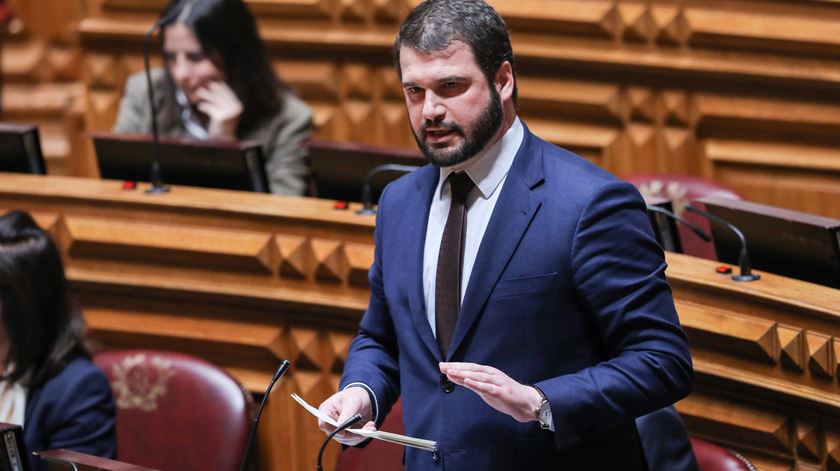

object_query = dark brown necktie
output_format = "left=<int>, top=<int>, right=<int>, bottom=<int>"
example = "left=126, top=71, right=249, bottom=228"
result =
left=435, top=172, right=475, bottom=358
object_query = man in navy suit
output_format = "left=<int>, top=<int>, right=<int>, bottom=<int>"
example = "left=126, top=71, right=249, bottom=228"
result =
left=318, top=1, right=693, bottom=469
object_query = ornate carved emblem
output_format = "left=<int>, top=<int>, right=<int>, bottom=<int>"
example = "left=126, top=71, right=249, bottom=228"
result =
left=110, top=354, right=175, bottom=412
left=637, top=180, right=689, bottom=215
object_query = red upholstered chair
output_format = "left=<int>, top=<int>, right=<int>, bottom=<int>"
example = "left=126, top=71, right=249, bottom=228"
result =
left=690, top=437, right=756, bottom=471
left=93, top=350, right=254, bottom=471
left=624, top=174, right=741, bottom=260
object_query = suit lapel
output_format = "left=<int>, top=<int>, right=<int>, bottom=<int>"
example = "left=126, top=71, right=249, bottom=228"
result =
left=403, top=165, right=443, bottom=360
left=448, top=125, right=545, bottom=359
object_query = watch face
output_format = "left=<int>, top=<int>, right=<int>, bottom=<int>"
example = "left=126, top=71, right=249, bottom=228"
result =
left=539, top=400, right=551, bottom=426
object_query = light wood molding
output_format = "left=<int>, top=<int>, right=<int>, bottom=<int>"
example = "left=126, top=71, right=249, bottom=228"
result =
left=3, top=173, right=840, bottom=468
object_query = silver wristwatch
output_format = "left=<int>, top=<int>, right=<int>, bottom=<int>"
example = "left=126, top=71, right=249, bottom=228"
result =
left=534, top=387, right=552, bottom=430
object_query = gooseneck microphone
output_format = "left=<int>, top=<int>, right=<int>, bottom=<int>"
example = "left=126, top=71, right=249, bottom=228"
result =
left=356, top=164, right=421, bottom=215
left=142, top=10, right=178, bottom=194
left=316, top=414, right=363, bottom=471
left=239, top=359, right=290, bottom=471
left=646, top=205, right=712, bottom=243
left=685, top=204, right=760, bottom=281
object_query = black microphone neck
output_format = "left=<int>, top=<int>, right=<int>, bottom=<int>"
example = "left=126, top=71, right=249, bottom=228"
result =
left=316, top=414, right=363, bottom=471
left=142, top=18, right=169, bottom=194
left=646, top=204, right=712, bottom=243
left=239, top=359, right=290, bottom=471
left=685, top=204, right=760, bottom=281
left=357, top=163, right=421, bottom=214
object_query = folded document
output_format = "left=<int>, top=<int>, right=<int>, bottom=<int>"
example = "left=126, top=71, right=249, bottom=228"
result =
left=291, top=393, right=437, bottom=452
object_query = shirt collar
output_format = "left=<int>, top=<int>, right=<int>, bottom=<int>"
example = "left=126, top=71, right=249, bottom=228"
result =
left=439, top=116, right=524, bottom=199
left=175, top=89, right=210, bottom=139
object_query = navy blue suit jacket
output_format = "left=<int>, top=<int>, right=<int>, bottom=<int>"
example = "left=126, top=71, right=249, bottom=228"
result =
left=341, top=124, right=693, bottom=470
left=24, top=355, right=116, bottom=471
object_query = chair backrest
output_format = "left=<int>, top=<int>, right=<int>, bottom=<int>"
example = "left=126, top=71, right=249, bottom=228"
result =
left=625, top=174, right=741, bottom=260
left=690, top=437, right=756, bottom=471
left=93, top=350, right=253, bottom=471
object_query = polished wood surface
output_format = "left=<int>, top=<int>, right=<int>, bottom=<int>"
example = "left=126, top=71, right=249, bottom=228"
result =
left=2, top=0, right=839, bottom=219
left=36, top=449, right=157, bottom=471
left=3, top=173, right=840, bottom=470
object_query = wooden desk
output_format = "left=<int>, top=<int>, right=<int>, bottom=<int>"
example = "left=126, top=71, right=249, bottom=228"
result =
left=2, top=173, right=840, bottom=470
left=0, top=173, right=375, bottom=471
left=35, top=449, right=156, bottom=471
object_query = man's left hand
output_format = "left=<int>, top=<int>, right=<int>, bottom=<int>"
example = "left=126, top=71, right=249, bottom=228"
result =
left=440, top=362, right=543, bottom=423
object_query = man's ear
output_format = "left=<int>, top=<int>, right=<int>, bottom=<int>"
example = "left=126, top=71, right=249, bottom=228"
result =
left=495, top=61, right=514, bottom=101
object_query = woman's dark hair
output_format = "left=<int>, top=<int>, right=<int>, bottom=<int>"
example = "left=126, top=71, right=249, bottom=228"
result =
left=159, top=0, right=286, bottom=135
left=0, top=210, right=88, bottom=387
left=394, top=0, right=517, bottom=104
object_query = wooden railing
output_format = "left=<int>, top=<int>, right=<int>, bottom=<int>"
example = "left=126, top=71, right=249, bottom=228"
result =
left=2, top=172, right=840, bottom=469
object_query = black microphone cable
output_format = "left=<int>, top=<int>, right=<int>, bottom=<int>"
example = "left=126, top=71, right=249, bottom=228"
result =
left=316, top=413, right=363, bottom=471
left=238, top=359, right=290, bottom=471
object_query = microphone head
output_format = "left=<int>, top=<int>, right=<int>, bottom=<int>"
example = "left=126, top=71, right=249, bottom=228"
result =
left=272, top=359, right=290, bottom=383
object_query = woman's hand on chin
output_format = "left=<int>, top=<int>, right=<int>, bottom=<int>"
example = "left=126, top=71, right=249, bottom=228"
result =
left=194, top=81, right=243, bottom=140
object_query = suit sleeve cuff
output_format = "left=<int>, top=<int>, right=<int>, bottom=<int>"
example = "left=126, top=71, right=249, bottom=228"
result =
left=343, top=382, right=379, bottom=423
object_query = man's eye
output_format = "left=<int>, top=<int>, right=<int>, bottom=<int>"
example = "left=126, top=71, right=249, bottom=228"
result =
left=444, top=82, right=460, bottom=88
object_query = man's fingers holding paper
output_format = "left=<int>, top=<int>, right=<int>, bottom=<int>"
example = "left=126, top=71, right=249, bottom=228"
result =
left=317, top=387, right=374, bottom=445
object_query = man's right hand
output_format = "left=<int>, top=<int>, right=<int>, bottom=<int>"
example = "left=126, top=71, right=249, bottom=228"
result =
left=317, top=387, right=376, bottom=446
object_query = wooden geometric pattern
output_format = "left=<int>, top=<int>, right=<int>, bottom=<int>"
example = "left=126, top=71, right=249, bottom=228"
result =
left=1, top=0, right=838, bottom=467
left=4, top=174, right=840, bottom=470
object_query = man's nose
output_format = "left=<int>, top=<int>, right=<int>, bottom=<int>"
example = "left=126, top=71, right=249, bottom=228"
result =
left=422, top=92, right=445, bottom=122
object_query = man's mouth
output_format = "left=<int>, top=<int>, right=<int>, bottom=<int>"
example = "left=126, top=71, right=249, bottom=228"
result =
left=423, top=126, right=459, bottom=145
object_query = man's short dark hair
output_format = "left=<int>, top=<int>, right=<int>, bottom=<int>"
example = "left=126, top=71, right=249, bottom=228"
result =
left=394, top=0, right=518, bottom=104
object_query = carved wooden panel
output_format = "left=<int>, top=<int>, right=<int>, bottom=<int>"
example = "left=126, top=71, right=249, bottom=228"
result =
left=0, top=0, right=86, bottom=175
left=0, top=174, right=375, bottom=471
left=669, top=252, right=840, bottom=470
left=5, top=174, right=840, bottom=469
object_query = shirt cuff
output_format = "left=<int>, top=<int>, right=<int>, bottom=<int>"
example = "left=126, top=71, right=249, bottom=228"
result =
left=343, top=382, right=379, bottom=423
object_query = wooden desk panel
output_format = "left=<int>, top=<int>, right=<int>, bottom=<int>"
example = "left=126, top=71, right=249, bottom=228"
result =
left=4, top=173, right=840, bottom=469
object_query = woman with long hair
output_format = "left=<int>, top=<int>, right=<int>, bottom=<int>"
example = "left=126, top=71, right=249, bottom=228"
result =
left=0, top=210, right=115, bottom=471
left=114, top=0, right=313, bottom=196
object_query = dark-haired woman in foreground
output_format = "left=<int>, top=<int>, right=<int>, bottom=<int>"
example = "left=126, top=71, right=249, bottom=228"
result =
left=0, top=211, right=116, bottom=471
left=114, top=0, right=313, bottom=196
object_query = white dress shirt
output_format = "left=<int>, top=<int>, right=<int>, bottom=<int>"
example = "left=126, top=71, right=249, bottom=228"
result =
left=423, top=117, right=523, bottom=330
left=0, top=365, right=27, bottom=426
left=346, top=117, right=525, bottom=424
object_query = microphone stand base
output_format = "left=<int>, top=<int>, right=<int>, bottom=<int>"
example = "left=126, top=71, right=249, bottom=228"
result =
left=731, top=273, right=760, bottom=282
left=145, top=184, right=170, bottom=194
left=356, top=208, right=376, bottom=215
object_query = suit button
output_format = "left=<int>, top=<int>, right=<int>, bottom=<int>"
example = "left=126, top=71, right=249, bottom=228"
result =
left=432, top=449, right=440, bottom=463
left=441, top=375, right=454, bottom=393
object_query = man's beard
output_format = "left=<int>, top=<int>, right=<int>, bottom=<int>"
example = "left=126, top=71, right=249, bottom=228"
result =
left=412, top=87, right=503, bottom=168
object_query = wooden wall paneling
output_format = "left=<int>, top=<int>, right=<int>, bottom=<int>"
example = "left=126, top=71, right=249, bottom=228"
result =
left=667, top=251, right=840, bottom=469
left=76, top=0, right=840, bottom=219
left=0, top=0, right=85, bottom=176
left=5, top=174, right=840, bottom=469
